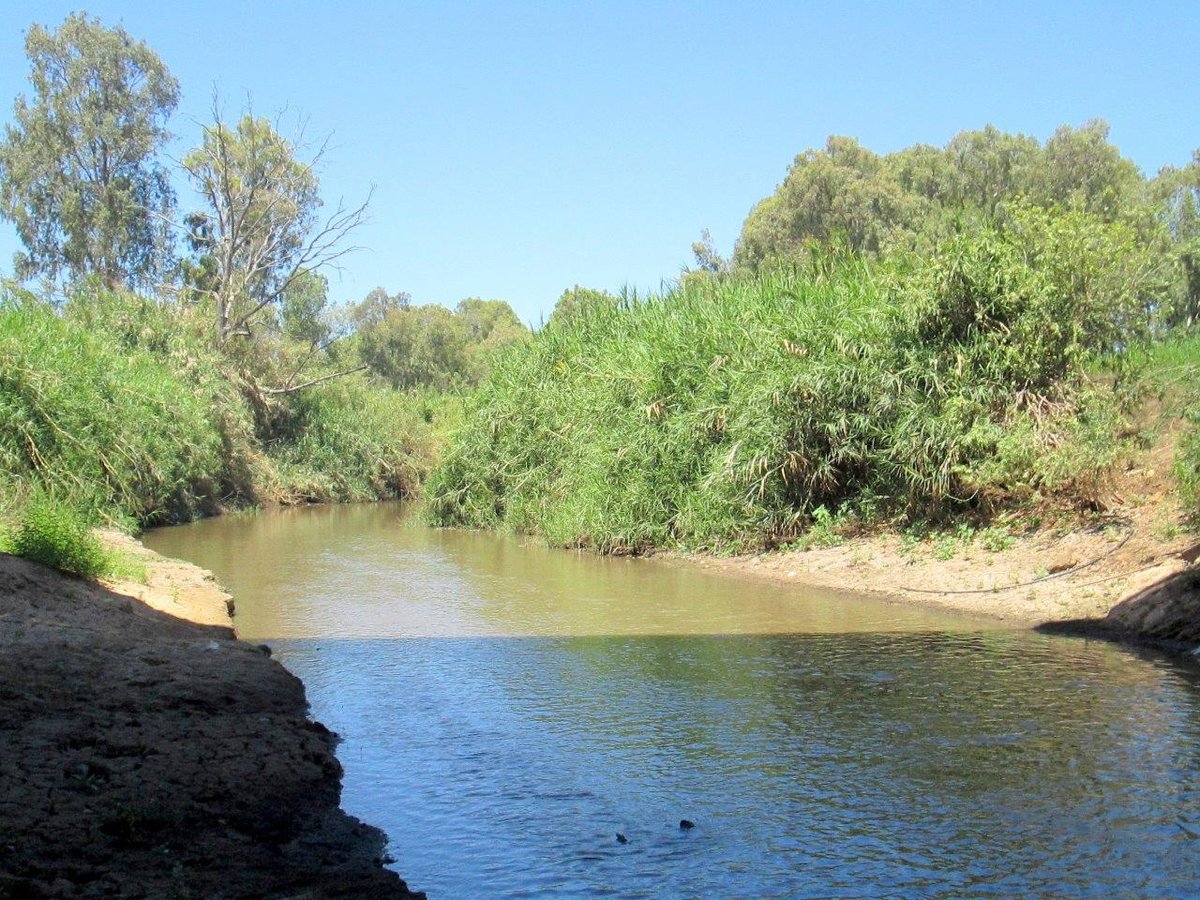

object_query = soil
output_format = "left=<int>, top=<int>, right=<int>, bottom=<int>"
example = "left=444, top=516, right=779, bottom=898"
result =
left=0, top=541, right=424, bottom=899
left=694, top=435, right=1200, bottom=648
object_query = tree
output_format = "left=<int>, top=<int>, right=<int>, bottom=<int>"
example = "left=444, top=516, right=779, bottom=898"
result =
left=942, top=125, right=1040, bottom=217
left=1152, top=151, right=1200, bottom=328
left=547, top=285, right=621, bottom=328
left=690, top=228, right=728, bottom=274
left=1037, top=120, right=1142, bottom=221
left=357, top=302, right=469, bottom=390
left=181, top=107, right=369, bottom=344
left=0, top=13, right=179, bottom=289
left=733, top=136, right=926, bottom=268
left=353, top=286, right=410, bottom=329
left=456, top=298, right=528, bottom=379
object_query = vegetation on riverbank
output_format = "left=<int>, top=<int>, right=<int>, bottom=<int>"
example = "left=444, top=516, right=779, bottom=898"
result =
left=430, top=126, right=1200, bottom=551
left=0, top=284, right=444, bottom=536
left=1, top=11, right=1197, bottom=578
left=1149, top=333, right=1200, bottom=520
left=0, top=14, right=514, bottom=572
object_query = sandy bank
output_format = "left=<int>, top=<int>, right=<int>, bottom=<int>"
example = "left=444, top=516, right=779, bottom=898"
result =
left=0, top=540, right=423, bottom=899
left=692, top=490, right=1199, bottom=648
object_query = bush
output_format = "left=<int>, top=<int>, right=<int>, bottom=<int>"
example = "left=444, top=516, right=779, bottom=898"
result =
left=428, top=214, right=1151, bottom=554
left=1179, top=402, right=1200, bottom=519
left=0, top=293, right=240, bottom=524
left=265, top=374, right=434, bottom=503
left=11, top=494, right=108, bottom=577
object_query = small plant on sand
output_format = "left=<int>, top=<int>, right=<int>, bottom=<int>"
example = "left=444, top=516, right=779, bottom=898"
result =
left=933, top=533, right=959, bottom=561
left=978, top=525, right=1015, bottom=552
left=12, top=494, right=108, bottom=578
left=794, top=505, right=846, bottom=550
left=103, top=547, right=149, bottom=584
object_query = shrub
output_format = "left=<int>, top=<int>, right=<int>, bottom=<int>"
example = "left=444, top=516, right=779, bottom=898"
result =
left=1179, top=401, right=1200, bottom=519
left=265, top=374, right=434, bottom=503
left=11, top=494, right=108, bottom=577
left=428, top=213, right=1150, bottom=554
left=0, top=293, right=236, bottom=524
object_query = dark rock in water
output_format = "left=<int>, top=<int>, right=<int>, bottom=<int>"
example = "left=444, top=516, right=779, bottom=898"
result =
left=679, top=819, right=696, bottom=830
left=616, top=832, right=628, bottom=844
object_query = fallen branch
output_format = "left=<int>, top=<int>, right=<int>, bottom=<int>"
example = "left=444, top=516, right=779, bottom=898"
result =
left=261, top=365, right=366, bottom=395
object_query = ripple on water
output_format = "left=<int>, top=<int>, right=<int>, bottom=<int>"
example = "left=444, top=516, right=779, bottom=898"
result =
left=272, top=632, right=1200, bottom=898
left=144, top=505, right=1200, bottom=897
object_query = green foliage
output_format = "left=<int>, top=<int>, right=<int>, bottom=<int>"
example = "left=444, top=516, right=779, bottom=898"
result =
left=1178, top=409, right=1200, bottom=519
left=898, top=203, right=1163, bottom=391
left=733, top=121, right=1160, bottom=275
left=181, top=111, right=367, bottom=345
left=1152, top=150, right=1200, bottom=330
left=265, top=374, right=434, bottom=503
left=0, top=291, right=239, bottom=525
left=978, top=525, right=1015, bottom=552
left=0, top=284, right=438, bottom=529
left=0, top=12, right=178, bottom=288
left=429, top=227, right=1141, bottom=553
left=792, top=505, right=847, bottom=550
left=1172, top=336, right=1200, bottom=518
left=11, top=493, right=108, bottom=577
left=546, top=286, right=622, bottom=329
left=355, top=295, right=528, bottom=390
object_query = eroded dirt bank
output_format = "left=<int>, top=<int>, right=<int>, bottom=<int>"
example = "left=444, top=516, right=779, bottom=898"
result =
left=0, top=547, right=423, bottom=899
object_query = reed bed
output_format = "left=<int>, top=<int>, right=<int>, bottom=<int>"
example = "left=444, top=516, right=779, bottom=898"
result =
left=428, top=247, right=1133, bottom=553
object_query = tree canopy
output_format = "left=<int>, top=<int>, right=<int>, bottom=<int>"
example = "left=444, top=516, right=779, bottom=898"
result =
left=732, top=121, right=1155, bottom=270
left=0, top=13, right=179, bottom=289
left=181, top=111, right=369, bottom=343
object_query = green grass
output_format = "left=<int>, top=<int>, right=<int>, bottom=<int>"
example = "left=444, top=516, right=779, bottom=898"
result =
left=1132, top=329, right=1200, bottom=519
left=0, top=296, right=240, bottom=526
left=428, top=243, right=1135, bottom=553
left=7, top=493, right=108, bottom=578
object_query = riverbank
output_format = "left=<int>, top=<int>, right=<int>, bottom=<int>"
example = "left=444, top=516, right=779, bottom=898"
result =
left=0, top=538, right=424, bottom=899
left=691, top=451, right=1199, bottom=647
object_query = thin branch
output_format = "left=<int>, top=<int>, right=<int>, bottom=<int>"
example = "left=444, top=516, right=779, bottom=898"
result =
left=260, top=365, right=366, bottom=395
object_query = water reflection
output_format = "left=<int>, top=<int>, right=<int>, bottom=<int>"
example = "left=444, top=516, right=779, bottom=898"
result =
left=283, top=634, right=1200, bottom=897
left=147, top=503, right=984, bottom=639
left=146, top=504, right=1200, bottom=897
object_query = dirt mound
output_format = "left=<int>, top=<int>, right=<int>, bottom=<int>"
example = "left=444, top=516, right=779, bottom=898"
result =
left=0, top=553, right=423, bottom=899
left=1105, top=566, right=1200, bottom=644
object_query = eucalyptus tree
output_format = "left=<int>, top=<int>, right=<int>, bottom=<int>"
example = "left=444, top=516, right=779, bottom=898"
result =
left=0, top=13, right=179, bottom=289
left=1153, top=151, right=1200, bottom=328
left=733, top=136, right=926, bottom=269
left=181, top=108, right=369, bottom=344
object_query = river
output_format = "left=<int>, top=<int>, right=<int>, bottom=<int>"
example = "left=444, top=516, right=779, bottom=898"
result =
left=145, top=502, right=1200, bottom=898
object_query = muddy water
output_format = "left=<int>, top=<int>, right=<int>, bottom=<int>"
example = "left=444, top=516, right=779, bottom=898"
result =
left=147, top=503, right=1200, bottom=897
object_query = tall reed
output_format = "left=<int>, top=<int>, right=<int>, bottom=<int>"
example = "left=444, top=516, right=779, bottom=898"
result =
left=428, top=236, right=1135, bottom=552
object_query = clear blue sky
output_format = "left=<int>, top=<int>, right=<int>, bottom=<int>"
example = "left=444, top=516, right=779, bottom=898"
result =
left=1, top=1, right=1197, bottom=324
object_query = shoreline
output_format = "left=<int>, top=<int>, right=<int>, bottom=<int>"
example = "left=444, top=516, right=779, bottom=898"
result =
left=682, top=499, right=1199, bottom=650
left=0, top=537, right=424, bottom=899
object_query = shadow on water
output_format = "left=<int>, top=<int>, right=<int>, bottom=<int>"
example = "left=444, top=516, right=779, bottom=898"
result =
left=147, top=503, right=1200, bottom=898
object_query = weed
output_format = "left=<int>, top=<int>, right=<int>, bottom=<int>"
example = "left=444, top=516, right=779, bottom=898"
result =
left=933, top=533, right=960, bottom=561
left=11, top=494, right=108, bottom=577
left=794, top=505, right=845, bottom=550
left=978, top=526, right=1015, bottom=552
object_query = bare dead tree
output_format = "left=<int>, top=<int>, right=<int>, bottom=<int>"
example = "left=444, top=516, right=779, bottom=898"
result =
left=179, top=99, right=371, bottom=345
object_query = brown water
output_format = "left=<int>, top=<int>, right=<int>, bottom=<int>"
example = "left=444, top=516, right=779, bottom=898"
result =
left=147, top=503, right=1200, bottom=898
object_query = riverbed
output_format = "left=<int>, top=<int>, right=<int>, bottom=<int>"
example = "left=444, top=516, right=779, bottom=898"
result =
left=146, top=502, right=1200, bottom=897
